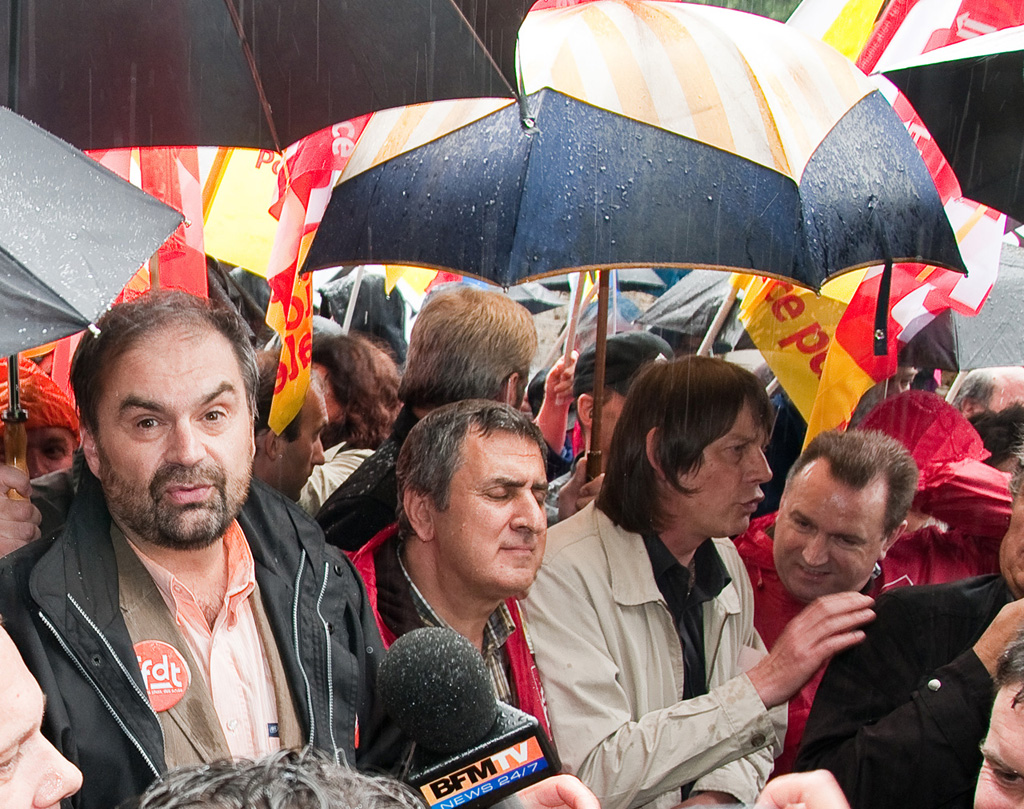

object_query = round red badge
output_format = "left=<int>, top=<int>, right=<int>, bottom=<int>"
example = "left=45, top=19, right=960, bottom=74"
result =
left=134, top=640, right=191, bottom=712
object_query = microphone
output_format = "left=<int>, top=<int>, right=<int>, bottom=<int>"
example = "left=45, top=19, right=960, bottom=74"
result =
left=378, top=627, right=561, bottom=809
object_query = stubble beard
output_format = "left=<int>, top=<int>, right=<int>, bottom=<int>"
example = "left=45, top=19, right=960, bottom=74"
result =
left=101, top=454, right=251, bottom=552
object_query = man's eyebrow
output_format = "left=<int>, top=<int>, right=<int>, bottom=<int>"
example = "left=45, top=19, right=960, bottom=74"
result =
left=119, top=382, right=238, bottom=416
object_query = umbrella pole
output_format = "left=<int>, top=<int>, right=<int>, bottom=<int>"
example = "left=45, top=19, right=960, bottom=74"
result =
left=586, top=270, right=610, bottom=481
left=3, top=355, right=28, bottom=497
left=340, top=266, right=366, bottom=335
left=697, top=286, right=739, bottom=356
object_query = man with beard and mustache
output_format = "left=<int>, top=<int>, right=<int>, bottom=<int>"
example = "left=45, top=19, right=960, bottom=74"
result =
left=0, top=292, right=395, bottom=809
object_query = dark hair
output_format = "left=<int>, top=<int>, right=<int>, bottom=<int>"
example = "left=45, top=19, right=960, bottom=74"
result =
left=971, top=404, right=1024, bottom=471
left=129, top=748, right=423, bottom=809
left=71, top=291, right=258, bottom=432
left=311, top=333, right=400, bottom=449
left=786, top=429, right=919, bottom=535
left=597, top=356, right=773, bottom=534
left=396, top=399, right=547, bottom=539
left=398, top=286, right=536, bottom=410
left=996, top=628, right=1024, bottom=707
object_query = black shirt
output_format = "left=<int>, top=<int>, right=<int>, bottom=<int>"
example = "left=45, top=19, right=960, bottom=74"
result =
left=642, top=535, right=732, bottom=699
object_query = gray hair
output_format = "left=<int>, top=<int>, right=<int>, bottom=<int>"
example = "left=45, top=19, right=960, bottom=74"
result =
left=396, top=399, right=547, bottom=539
left=996, top=628, right=1024, bottom=707
left=129, top=748, right=424, bottom=809
left=952, top=369, right=995, bottom=412
left=786, top=429, right=919, bottom=535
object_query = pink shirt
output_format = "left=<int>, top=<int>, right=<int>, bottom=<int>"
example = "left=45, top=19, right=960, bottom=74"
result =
left=130, top=521, right=281, bottom=759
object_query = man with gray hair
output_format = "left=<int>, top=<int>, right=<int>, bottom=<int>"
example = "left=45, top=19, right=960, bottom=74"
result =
left=317, top=285, right=538, bottom=552
left=953, top=367, right=1024, bottom=419
left=350, top=399, right=551, bottom=730
left=975, top=629, right=1024, bottom=809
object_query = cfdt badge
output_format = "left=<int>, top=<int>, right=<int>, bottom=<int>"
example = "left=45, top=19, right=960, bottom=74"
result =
left=134, top=639, right=191, bottom=712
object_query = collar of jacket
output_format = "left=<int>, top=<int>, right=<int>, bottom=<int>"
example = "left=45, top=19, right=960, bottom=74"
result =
left=591, top=505, right=741, bottom=617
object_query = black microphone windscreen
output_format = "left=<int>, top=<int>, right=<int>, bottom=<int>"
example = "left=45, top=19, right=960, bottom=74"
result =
left=378, top=627, right=500, bottom=754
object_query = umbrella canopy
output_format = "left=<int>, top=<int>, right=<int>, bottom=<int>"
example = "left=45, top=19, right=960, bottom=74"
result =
left=901, top=243, right=1024, bottom=371
left=880, top=26, right=1024, bottom=222
left=302, top=87, right=964, bottom=290
left=4, top=0, right=530, bottom=152
left=0, top=107, right=183, bottom=355
left=638, top=270, right=746, bottom=344
left=539, top=268, right=666, bottom=293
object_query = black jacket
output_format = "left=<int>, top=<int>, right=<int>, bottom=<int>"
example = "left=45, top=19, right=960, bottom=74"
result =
left=316, top=406, right=418, bottom=552
left=0, top=471, right=396, bottom=809
left=795, top=574, right=1011, bottom=809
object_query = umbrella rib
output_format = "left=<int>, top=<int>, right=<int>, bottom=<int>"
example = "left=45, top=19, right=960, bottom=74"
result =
left=448, top=0, right=519, bottom=102
left=222, top=0, right=283, bottom=154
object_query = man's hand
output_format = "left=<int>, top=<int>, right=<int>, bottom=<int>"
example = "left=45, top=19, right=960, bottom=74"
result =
left=974, top=599, right=1024, bottom=675
left=0, top=464, right=41, bottom=557
left=518, top=775, right=600, bottom=809
left=557, top=462, right=604, bottom=522
left=747, top=592, right=875, bottom=708
left=756, top=770, right=851, bottom=809
left=544, top=354, right=578, bottom=408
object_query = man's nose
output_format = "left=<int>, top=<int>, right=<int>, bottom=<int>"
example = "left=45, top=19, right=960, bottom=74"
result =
left=800, top=532, right=830, bottom=567
left=748, top=447, right=772, bottom=485
left=35, top=737, right=83, bottom=808
left=513, top=493, right=546, bottom=535
left=312, top=437, right=326, bottom=467
left=166, top=421, right=205, bottom=466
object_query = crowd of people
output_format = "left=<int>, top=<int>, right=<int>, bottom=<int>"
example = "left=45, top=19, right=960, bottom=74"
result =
left=0, top=285, right=1022, bottom=809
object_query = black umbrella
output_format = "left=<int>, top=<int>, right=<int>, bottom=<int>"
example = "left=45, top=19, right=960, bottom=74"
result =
left=901, top=242, right=1024, bottom=370
left=538, top=268, right=666, bottom=294
left=637, top=270, right=751, bottom=352
left=880, top=27, right=1024, bottom=222
left=4, top=0, right=530, bottom=152
left=303, top=88, right=965, bottom=291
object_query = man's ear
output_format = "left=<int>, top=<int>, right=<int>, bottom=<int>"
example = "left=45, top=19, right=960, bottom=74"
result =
left=878, top=519, right=908, bottom=561
left=644, top=427, right=668, bottom=482
left=577, top=393, right=595, bottom=432
left=403, top=489, right=438, bottom=543
left=500, top=372, right=522, bottom=407
left=254, top=428, right=281, bottom=462
left=81, top=425, right=102, bottom=478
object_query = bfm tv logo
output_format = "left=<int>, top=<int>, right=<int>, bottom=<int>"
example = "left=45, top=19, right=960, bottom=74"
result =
left=421, top=737, right=549, bottom=808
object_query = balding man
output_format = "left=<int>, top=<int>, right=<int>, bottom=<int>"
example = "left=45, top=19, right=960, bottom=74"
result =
left=953, top=367, right=1024, bottom=419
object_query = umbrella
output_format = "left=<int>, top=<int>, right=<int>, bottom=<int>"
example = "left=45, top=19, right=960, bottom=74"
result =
left=539, top=268, right=666, bottom=294
left=4, top=0, right=531, bottom=152
left=506, top=281, right=567, bottom=314
left=0, top=107, right=183, bottom=354
left=879, top=26, right=1024, bottom=222
left=638, top=270, right=750, bottom=351
left=302, top=87, right=964, bottom=290
left=900, top=243, right=1024, bottom=371
left=0, top=106, right=181, bottom=474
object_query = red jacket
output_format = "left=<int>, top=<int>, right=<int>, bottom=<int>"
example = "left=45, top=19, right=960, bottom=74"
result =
left=351, top=524, right=551, bottom=736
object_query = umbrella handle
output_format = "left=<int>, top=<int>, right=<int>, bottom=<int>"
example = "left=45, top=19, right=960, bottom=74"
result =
left=3, top=420, right=28, bottom=499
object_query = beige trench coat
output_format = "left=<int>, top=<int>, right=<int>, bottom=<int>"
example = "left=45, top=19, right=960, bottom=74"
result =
left=524, top=504, right=785, bottom=809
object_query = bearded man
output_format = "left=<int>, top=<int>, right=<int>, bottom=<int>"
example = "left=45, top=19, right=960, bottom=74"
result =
left=0, top=291, right=395, bottom=809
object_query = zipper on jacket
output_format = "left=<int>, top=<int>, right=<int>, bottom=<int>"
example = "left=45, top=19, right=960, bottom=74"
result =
left=292, top=550, right=317, bottom=744
left=68, top=596, right=159, bottom=720
left=315, top=562, right=339, bottom=763
left=39, top=611, right=161, bottom=779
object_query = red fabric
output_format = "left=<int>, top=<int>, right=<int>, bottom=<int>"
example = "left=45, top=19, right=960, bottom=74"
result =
left=858, top=390, right=1012, bottom=537
left=351, top=525, right=551, bottom=736
left=0, top=359, right=79, bottom=440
